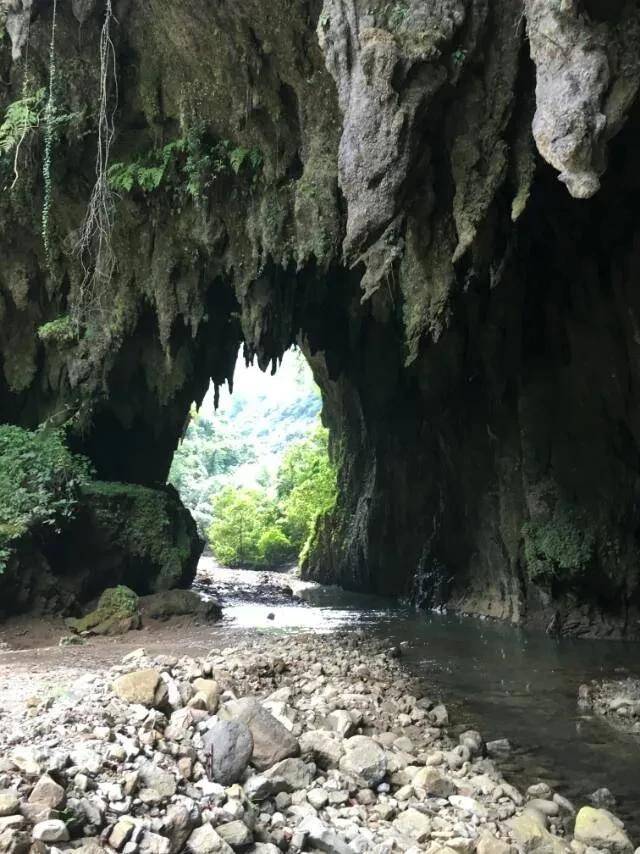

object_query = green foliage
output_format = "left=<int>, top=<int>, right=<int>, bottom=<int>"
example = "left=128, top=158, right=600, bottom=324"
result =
left=37, top=315, right=78, bottom=345
left=0, top=89, right=46, bottom=157
left=208, top=487, right=282, bottom=568
left=258, top=527, right=294, bottom=566
left=169, top=409, right=254, bottom=536
left=108, top=126, right=263, bottom=200
left=382, top=2, right=409, bottom=31
left=452, top=48, right=467, bottom=66
left=207, top=427, right=336, bottom=568
left=0, top=425, right=92, bottom=572
left=108, top=139, right=184, bottom=194
left=523, top=504, right=596, bottom=582
left=277, top=427, right=337, bottom=549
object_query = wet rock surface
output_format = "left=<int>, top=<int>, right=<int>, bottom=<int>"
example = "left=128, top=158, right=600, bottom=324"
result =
left=0, top=632, right=636, bottom=854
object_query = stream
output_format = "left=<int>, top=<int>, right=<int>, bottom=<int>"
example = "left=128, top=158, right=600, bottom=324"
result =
left=197, top=558, right=640, bottom=836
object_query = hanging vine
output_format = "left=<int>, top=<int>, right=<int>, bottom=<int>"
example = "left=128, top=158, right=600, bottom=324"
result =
left=9, top=4, right=33, bottom=189
left=41, top=0, right=57, bottom=264
left=73, top=0, right=117, bottom=332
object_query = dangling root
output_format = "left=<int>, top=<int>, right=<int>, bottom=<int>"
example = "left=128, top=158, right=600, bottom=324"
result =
left=73, top=0, right=117, bottom=331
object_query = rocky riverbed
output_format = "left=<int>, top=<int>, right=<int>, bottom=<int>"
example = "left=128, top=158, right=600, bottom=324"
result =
left=578, top=679, right=640, bottom=738
left=0, top=631, right=638, bottom=854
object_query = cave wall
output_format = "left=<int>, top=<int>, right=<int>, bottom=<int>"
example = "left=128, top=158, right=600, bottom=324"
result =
left=1, top=0, right=640, bottom=634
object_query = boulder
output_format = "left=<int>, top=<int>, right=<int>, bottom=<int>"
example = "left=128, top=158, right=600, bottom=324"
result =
left=9, top=749, right=40, bottom=778
left=299, top=730, right=344, bottom=769
left=31, top=820, right=69, bottom=843
left=507, top=812, right=568, bottom=854
left=262, top=758, right=315, bottom=792
left=296, top=816, right=354, bottom=854
left=186, top=824, right=233, bottom=854
left=216, top=821, right=252, bottom=848
left=0, top=829, right=30, bottom=854
left=476, top=832, right=514, bottom=854
left=67, top=586, right=141, bottom=636
left=138, top=761, right=177, bottom=801
left=222, top=699, right=299, bottom=770
left=339, top=736, right=387, bottom=787
left=325, top=710, right=356, bottom=738
left=394, top=807, right=432, bottom=842
left=108, top=819, right=136, bottom=851
left=28, top=776, right=65, bottom=810
left=164, top=804, right=196, bottom=854
left=112, top=670, right=167, bottom=708
left=191, top=679, right=221, bottom=712
left=140, top=590, right=222, bottom=623
left=574, top=807, right=633, bottom=854
left=202, top=721, right=253, bottom=786
left=413, top=767, right=456, bottom=797
left=0, top=795, right=19, bottom=819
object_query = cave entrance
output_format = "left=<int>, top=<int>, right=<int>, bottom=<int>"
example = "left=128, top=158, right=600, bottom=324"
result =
left=168, top=347, right=336, bottom=572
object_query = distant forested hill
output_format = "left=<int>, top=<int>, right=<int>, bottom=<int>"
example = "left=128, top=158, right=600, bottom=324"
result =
left=169, top=349, right=321, bottom=536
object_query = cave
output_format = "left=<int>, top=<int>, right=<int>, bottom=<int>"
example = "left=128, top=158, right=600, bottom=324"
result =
left=0, top=0, right=640, bottom=637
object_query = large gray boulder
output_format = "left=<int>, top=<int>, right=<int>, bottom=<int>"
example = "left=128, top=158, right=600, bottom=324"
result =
left=338, top=736, right=387, bottom=787
left=202, top=721, right=254, bottom=786
left=222, top=699, right=299, bottom=770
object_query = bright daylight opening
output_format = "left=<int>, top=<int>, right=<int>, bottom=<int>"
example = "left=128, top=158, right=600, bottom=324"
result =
left=169, top=348, right=336, bottom=573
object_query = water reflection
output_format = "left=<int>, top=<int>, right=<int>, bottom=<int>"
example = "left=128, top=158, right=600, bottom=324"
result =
left=196, top=558, right=640, bottom=835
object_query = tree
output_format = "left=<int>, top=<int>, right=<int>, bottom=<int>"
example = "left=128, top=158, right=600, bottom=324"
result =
left=207, top=487, right=279, bottom=567
left=278, top=427, right=337, bottom=550
left=169, top=410, right=254, bottom=535
left=205, top=428, right=336, bottom=569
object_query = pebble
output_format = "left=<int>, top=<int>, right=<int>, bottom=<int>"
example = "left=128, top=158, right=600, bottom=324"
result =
left=0, top=633, right=634, bottom=854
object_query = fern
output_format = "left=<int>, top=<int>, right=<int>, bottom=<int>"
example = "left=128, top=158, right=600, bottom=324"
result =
left=108, top=133, right=264, bottom=198
left=0, top=89, right=46, bottom=156
left=108, top=139, right=184, bottom=194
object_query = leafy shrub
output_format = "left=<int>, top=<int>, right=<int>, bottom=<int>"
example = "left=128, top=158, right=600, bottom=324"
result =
left=523, top=504, right=596, bottom=582
left=258, top=527, right=295, bottom=566
left=0, top=425, right=92, bottom=571
left=208, top=487, right=278, bottom=568
left=37, top=315, right=77, bottom=345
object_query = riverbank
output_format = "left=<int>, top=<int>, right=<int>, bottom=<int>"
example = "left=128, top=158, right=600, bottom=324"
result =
left=1, top=629, right=637, bottom=854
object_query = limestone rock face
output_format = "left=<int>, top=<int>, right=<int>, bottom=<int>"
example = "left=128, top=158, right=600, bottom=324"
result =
left=525, top=0, right=640, bottom=198
left=0, top=484, right=203, bottom=617
left=0, top=0, right=640, bottom=633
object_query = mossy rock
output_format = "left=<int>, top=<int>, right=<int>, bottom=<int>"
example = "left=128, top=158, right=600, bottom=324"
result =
left=139, top=589, right=222, bottom=622
left=66, top=585, right=141, bottom=636
left=80, top=482, right=203, bottom=592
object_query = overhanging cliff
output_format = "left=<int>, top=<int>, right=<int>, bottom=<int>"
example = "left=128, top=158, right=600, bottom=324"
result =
left=1, top=0, right=640, bottom=636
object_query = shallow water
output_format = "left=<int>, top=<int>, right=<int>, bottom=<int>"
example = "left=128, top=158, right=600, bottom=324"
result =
left=197, top=558, right=640, bottom=836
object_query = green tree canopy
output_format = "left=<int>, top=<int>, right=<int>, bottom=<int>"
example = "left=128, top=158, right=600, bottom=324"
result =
left=206, top=427, right=336, bottom=569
